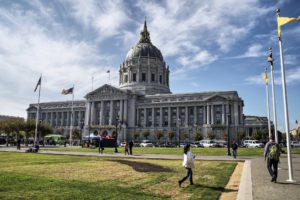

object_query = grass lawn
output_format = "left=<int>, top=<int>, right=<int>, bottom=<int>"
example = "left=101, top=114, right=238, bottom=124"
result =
left=0, top=152, right=237, bottom=200
left=41, top=146, right=300, bottom=156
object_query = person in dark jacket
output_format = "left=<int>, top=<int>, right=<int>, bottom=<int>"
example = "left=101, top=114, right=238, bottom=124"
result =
left=129, top=140, right=134, bottom=155
left=231, top=140, right=238, bottom=159
left=17, top=138, right=21, bottom=150
left=99, top=137, right=104, bottom=154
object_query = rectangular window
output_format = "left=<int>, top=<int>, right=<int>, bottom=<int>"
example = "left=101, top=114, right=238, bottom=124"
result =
left=133, top=73, right=136, bottom=82
left=125, top=75, right=128, bottom=83
left=142, top=73, right=146, bottom=81
left=159, top=75, right=162, bottom=83
left=151, top=74, right=155, bottom=82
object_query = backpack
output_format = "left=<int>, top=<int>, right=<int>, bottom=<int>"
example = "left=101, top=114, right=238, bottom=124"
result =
left=269, top=144, right=279, bottom=161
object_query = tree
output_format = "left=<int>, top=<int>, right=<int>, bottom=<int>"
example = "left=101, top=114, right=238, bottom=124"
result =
left=131, top=131, right=140, bottom=142
left=72, top=128, right=81, bottom=140
left=24, top=119, right=35, bottom=146
left=168, top=130, right=175, bottom=143
left=142, top=129, right=150, bottom=139
left=261, top=128, right=269, bottom=141
left=193, top=130, right=203, bottom=141
left=207, top=132, right=215, bottom=140
left=39, top=122, right=52, bottom=138
left=55, top=128, right=65, bottom=135
left=181, top=132, right=188, bottom=142
left=251, top=128, right=261, bottom=140
left=237, top=130, right=245, bottom=144
left=154, top=130, right=163, bottom=144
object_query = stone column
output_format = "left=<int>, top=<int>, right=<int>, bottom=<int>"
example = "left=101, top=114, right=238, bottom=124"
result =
left=84, top=102, right=90, bottom=127
left=176, top=107, right=179, bottom=126
left=226, top=104, right=230, bottom=124
left=194, top=106, right=197, bottom=125
left=99, top=101, right=104, bottom=125
left=50, top=112, right=53, bottom=126
left=144, top=108, right=147, bottom=127
left=124, top=99, right=128, bottom=124
left=120, top=100, right=123, bottom=122
left=55, top=112, right=58, bottom=127
left=185, top=106, right=188, bottom=127
left=159, top=107, right=163, bottom=127
left=151, top=107, right=154, bottom=127
left=206, top=105, right=210, bottom=124
left=60, top=112, right=63, bottom=127
left=203, top=106, right=206, bottom=124
left=222, top=104, right=225, bottom=125
left=211, top=105, right=214, bottom=124
left=109, top=100, right=114, bottom=125
left=90, top=102, right=95, bottom=125
left=168, top=107, right=171, bottom=128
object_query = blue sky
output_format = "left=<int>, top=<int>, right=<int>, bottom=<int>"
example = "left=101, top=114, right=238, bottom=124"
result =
left=0, top=0, right=299, bottom=132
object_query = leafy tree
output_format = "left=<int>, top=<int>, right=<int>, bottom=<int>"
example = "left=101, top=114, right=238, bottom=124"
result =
left=131, top=131, right=140, bottom=142
left=142, top=129, right=150, bottom=139
left=55, top=128, right=65, bottom=135
left=72, top=128, right=81, bottom=140
left=223, top=132, right=228, bottom=141
left=207, top=132, right=215, bottom=140
left=181, top=132, right=188, bottom=142
left=168, top=130, right=175, bottom=142
left=251, top=128, right=261, bottom=140
left=261, top=128, right=269, bottom=141
left=237, top=130, right=245, bottom=144
left=193, top=130, right=203, bottom=141
left=24, top=119, right=35, bottom=146
left=154, top=130, right=163, bottom=144
left=39, top=122, right=52, bottom=138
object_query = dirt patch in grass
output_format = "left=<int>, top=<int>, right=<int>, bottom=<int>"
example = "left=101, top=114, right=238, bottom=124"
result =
left=219, top=162, right=243, bottom=200
left=110, top=159, right=173, bottom=172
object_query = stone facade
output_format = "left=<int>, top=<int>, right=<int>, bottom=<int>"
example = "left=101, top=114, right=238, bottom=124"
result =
left=27, top=21, right=245, bottom=143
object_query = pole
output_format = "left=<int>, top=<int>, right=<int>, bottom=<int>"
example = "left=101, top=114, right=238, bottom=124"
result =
left=265, top=68, right=272, bottom=140
left=227, top=114, right=231, bottom=156
left=276, top=8, right=295, bottom=182
left=69, top=85, right=74, bottom=146
left=34, top=74, right=42, bottom=148
left=268, top=48, right=279, bottom=143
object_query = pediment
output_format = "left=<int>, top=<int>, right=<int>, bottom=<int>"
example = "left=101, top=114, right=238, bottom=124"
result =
left=205, top=95, right=227, bottom=102
left=85, top=84, right=131, bottom=100
left=26, top=105, right=37, bottom=112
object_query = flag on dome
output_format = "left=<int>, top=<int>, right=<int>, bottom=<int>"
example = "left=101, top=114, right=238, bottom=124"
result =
left=61, top=87, right=73, bottom=95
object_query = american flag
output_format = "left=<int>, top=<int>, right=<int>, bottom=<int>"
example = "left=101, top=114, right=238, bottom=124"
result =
left=61, top=87, right=73, bottom=95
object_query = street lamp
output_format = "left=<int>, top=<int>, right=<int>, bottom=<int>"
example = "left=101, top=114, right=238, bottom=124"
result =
left=227, top=114, right=231, bottom=156
left=80, top=119, right=84, bottom=147
left=114, top=117, right=119, bottom=153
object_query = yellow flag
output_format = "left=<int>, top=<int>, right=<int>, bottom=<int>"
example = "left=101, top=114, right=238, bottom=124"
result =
left=277, top=16, right=300, bottom=37
left=263, top=71, right=268, bottom=84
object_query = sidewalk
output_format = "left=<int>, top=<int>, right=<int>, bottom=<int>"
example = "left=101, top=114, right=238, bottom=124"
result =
left=1, top=147, right=299, bottom=200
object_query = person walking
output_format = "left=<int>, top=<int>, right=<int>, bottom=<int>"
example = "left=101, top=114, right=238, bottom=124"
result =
left=99, top=137, right=104, bottom=154
left=264, top=138, right=280, bottom=183
left=178, top=144, right=195, bottom=187
left=129, top=140, right=133, bottom=155
left=231, top=140, right=238, bottom=159
left=17, top=138, right=21, bottom=150
left=124, top=142, right=129, bottom=155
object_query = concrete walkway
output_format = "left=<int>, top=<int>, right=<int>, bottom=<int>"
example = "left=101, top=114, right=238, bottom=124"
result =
left=1, top=147, right=299, bottom=200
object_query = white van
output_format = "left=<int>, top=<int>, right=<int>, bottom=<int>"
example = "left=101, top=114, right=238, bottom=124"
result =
left=243, top=140, right=263, bottom=148
left=199, top=140, right=217, bottom=148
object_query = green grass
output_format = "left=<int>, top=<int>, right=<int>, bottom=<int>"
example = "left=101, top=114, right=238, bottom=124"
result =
left=0, top=152, right=237, bottom=200
left=41, top=146, right=300, bottom=156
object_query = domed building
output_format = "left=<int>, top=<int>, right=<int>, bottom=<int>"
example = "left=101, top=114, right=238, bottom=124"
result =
left=27, top=21, right=245, bottom=144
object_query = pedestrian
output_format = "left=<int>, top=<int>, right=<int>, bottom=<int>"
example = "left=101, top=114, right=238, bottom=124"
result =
left=231, top=140, right=238, bottom=159
left=178, top=144, right=195, bottom=187
left=125, top=142, right=129, bottom=155
left=99, top=137, right=104, bottom=154
left=264, top=138, right=280, bottom=183
left=17, top=138, right=21, bottom=150
left=129, top=140, right=133, bottom=155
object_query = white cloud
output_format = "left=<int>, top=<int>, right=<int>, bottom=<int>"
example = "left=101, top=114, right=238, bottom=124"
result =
left=230, top=43, right=265, bottom=59
left=177, top=50, right=218, bottom=69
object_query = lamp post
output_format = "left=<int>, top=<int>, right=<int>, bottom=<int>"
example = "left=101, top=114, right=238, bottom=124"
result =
left=80, top=119, right=84, bottom=147
left=114, top=117, right=119, bottom=153
left=177, top=118, right=181, bottom=147
left=227, top=114, right=231, bottom=156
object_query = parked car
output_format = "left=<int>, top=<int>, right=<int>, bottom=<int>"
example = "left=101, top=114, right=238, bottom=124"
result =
left=214, top=140, right=227, bottom=148
left=199, top=140, right=217, bottom=148
left=140, top=140, right=154, bottom=147
left=190, top=142, right=203, bottom=148
left=120, top=142, right=126, bottom=147
left=179, top=143, right=186, bottom=148
left=291, top=141, right=300, bottom=148
left=243, top=140, right=264, bottom=148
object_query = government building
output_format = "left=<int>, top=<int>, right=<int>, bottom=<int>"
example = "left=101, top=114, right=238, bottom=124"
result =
left=27, top=21, right=246, bottom=144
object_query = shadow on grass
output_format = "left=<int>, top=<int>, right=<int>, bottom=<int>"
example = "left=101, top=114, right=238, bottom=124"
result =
left=109, top=159, right=173, bottom=172
left=184, top=183, right=238, bottom=193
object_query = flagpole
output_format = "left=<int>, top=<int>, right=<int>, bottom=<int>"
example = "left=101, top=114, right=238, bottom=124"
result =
left=34, top=74, right=42, bottom=148
left=276, top=9, right=295, bottom=182
left=264, top=68, right=272, bottom=140
left=69, top=85, right=74, bottom=147
left=268, top=48, right=278, bottom=143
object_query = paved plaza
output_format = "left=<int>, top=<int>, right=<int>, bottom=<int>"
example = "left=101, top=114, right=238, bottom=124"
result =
left=0, top=147, right=299, bottom=200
